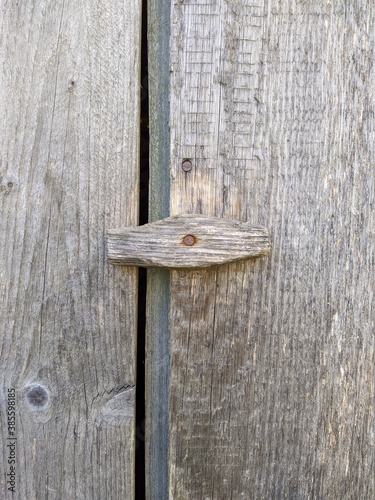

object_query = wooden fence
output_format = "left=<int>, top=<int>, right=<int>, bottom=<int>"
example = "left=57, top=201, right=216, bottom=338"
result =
left=1, top=1, right=374, bottom=498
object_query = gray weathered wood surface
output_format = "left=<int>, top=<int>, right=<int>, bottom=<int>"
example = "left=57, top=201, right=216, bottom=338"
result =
left=165, top=1, right=375, bottom=498
left=108, top=215, right=270, bottom=268
left=146, top=0, right=172, bottom=498
left=0, top=1, right=141, bottom=498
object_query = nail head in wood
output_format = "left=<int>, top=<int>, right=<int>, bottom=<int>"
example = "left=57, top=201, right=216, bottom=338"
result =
left=181, top=159, right=192, bottom=172
left=182, top=234, right=196, bottom=246
left=107, top=215, right=270, bottom=269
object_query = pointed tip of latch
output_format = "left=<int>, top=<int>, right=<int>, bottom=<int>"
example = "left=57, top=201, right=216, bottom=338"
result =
left=107, top=214, right=270, bottom=269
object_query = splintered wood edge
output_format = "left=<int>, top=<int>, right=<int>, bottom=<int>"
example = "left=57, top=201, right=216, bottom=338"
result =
left=107, top=215, right=271, bottom=268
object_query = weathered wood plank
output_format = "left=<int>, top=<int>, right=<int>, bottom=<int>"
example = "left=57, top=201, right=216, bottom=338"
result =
left=146, top=0, right=172, bottom=498
left=168, top=1, right=375, bottom=499
left=0, top=1, right=141, bottom=498
left=108, top=215, right=270, bottom=268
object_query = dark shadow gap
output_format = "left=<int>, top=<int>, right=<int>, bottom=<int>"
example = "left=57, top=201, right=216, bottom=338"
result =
left=136, top=268, right=146, bottom=499
left=135, top=0, right=149, bottom=497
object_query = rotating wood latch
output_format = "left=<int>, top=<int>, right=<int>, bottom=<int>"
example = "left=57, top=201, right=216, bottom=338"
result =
left=107, top=215, right=270, bottom=268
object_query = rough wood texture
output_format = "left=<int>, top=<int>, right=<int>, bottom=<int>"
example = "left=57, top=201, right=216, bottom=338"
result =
left=168, top=1, right=375, bottom=498
left=108, top=215, right=270, bottom=268
left=0, top=2, right=141, bottom=498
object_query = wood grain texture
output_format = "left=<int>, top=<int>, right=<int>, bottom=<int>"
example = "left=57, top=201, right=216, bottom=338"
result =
left=108, top=215, right=270, bottom=268
left=146, top=0, right=171, bottom=498
left=0, top=1, right=141, bottom=498
left=168, top=1, right=375, bottom=498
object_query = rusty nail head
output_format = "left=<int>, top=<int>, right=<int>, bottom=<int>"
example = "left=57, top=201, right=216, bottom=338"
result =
left=182, top=234, right=196, bottom=246
left=182, top=159, right=192, bottom=172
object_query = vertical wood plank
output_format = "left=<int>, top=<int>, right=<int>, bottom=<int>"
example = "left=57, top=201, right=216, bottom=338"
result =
left=0, top=1, right=141, bottom=498
left=168, top=1, right=375, bottom=498
left=146, top=0, right=171, bottom=498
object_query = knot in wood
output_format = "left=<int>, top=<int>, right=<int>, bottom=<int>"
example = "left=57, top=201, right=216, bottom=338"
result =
left=25, top=384, right=49, bottom=409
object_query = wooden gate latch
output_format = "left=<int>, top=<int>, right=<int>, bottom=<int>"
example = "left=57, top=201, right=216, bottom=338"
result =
left=107, top=215, right=270, bottom=269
